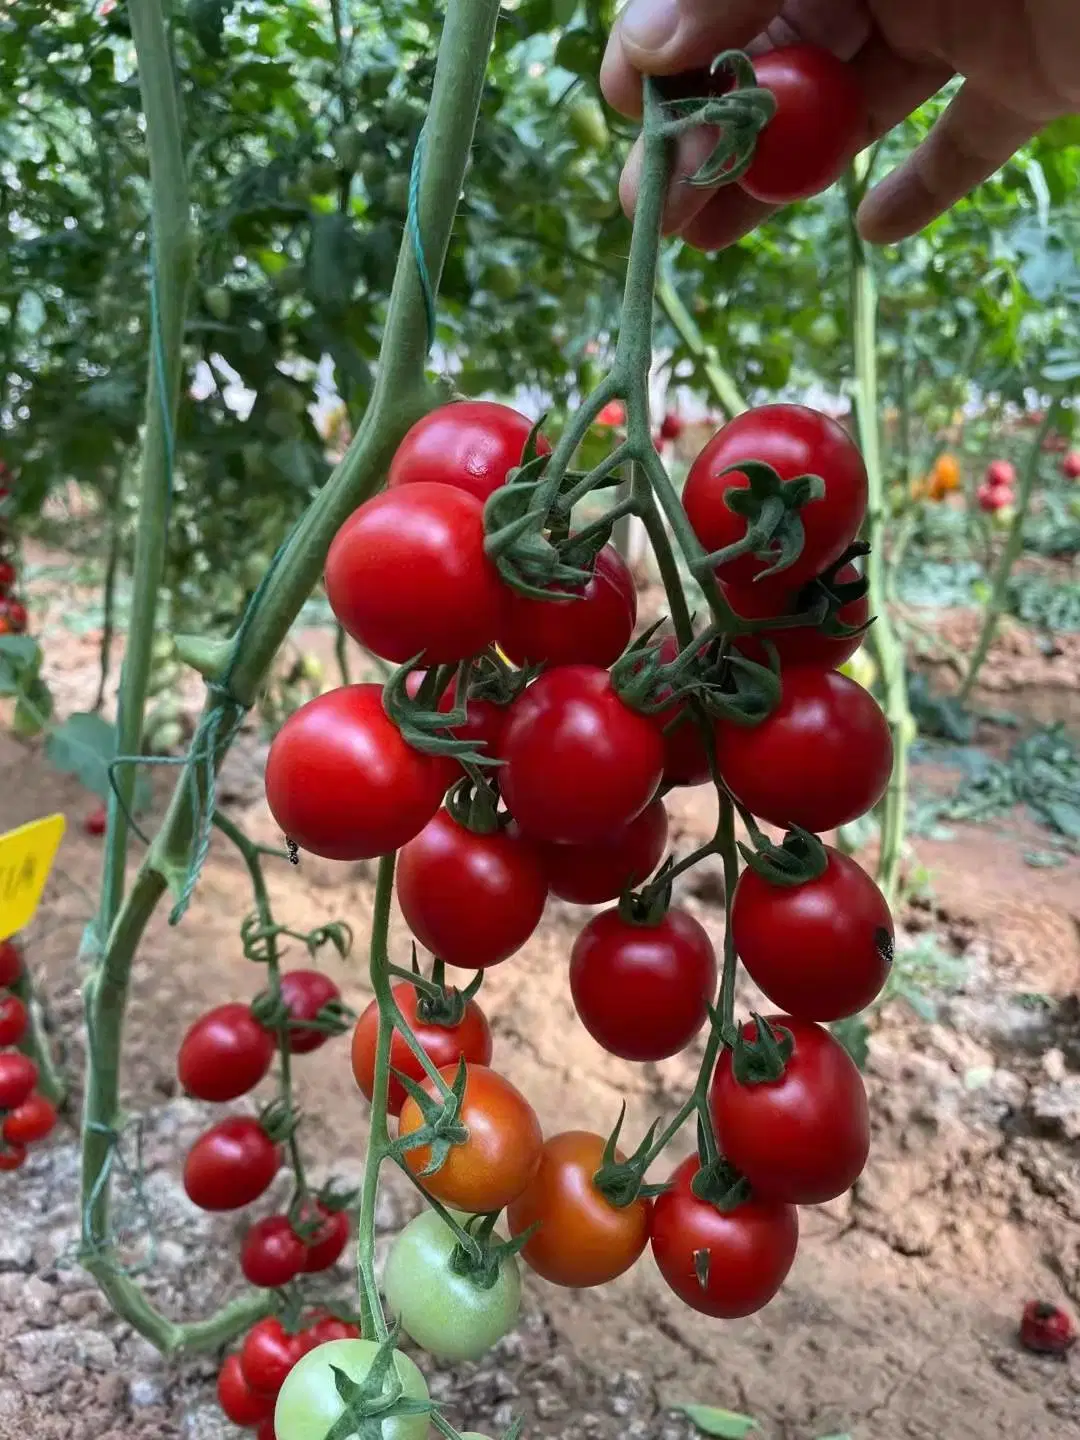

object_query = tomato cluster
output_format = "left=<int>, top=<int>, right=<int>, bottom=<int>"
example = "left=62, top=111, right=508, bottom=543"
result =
left=0, top=937, right=58, bottom=1171
left=0, top=466, right=28, bottom=637
left=217, top=1312, right=363, bottom=1435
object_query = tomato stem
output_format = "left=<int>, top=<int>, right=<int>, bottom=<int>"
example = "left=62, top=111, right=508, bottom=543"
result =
left=10, top=962, right=66, bottom=1109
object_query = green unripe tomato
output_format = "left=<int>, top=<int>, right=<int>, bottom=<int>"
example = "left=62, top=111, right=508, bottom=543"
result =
left=204, top=286, right=231, bottom=322
left=384, top=1210, right=521, bottom=1362
left=242, top=443, right=267, bottom=480
left=274, top=1340, right=429, bottom=1440
left=461, top=1434, right=496, bottom=1439
left=332, top=124, right=364, bottom=171
left=992, top=504, right=1016, bottom=530
left=567, top=96, right=608, bottom=151
left=807, top=314, right=839, bottom=349
left=483, top=263, right=521, bottom=300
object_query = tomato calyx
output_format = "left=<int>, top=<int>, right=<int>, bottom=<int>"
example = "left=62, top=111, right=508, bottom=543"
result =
left=731, top=1013, right=794, bottom=1086
left=689, top=1154, right=752, bottom=1212
left=652, top=51, right=777, bottom=189
left=799, top=541, right=874, bottom=641
left=257, top=1099, right=301, bottom=1146
left=591, top=1104, right=671, bottom=1208
left=444, top=775, right=503, bottom=836
left=323, top=1330, right=434, bottom=1437
left=404, top=954, right=484, bottom=1029
left=616, top=859, right=674, bottom=927
left=382, top=662, right=501, bottom=770
left=391, top=1057, right=470, bottom=1175
left=484, top=452, right=600, bottom=599
left=250, top=988, right=354, bottom=1043
left=737, top=824, right=829, bottom=888
left=447, top=1211, right=533, bottom=1292
left=699, top=458, right=827, bottom=582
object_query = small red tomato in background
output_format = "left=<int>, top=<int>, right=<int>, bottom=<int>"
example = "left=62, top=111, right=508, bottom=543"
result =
left=265, top=685, right=448, bottom=861
left=538, top=798, right=668, bottom=905
left=739, top=45, right=867, bottom=204
left=570, top=906, right=716, bottom=1061
left=325, top=483, right=505, bottom=664
left=388, top=401, right=549, bottom=504
left=298, top=1201, right=351, bottom=1273
left=241, top=1316, right=307, bottom=1397
left=183, top=1118, right=281, bottom=1211
left=83, top=804, right=108, bottom=837
left=684, top=404, right=867, bottom=591
left=396, top=809, right=548, bottom=969
left=0, top=598, right=27, bottom=633
left=303, top=1313, right=361, bottom=1345
left=659, top=411, right=683, bottom=442
left=241, top=1214, right=308, bottom=1288
left=596, top=400, right=626, bottom=427
left=985, top=459, right=1017, bottom=489
left=0, top=559, right=15, bottom=593
left=718, top=667, right=892, bottom=833
left=217, top=1353, right=274, bottom=1427
left=500, top=664, right=664, bottom=844
left=709, top=1015, right=870, bottom=1204
left=1062, top=451, right=1080, bottom=480
left=733, top=847, right=893, bottom=1021
left=177, top=1003, right=275, bottom=1102
left=977, top=480, right=1013, bottom=513
left=351, top=982, right=493, bottom=1117
left=0, top=1144, right=26, bottom=1172
left=650, top=1155, right=799, bottom=1317
left=0, top=1052, right=38, bottom=1110
left=1019, top=1300, right=1076, bottom=1357
left=498, top=544, right=637, bottom=670
left=723, top=560, right=870, bottom=670
left=0, top=992, right=28, bottom=1046
left=2, top=1093, right=58, bottom=1146
left=278, top=969, right=343, bottom=1054
left=0, top=938, right=22, bottom=987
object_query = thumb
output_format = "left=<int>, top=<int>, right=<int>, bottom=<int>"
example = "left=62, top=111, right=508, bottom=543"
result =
left=617, top=0, right=783, bottom=71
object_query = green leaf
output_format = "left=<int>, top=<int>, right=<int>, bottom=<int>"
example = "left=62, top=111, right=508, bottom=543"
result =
left=674, top=1405, right=759, bottom=1438
left=830, top=1015, right=870, bottom=1071
left=0, top=636, right=41, bottom=697
left=188, top=0, right=233, bottom=58
left=44, top=712, right=150, bottom=812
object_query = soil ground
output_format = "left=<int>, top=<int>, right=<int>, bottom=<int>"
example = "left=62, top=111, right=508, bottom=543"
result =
left=1, top=550, right=1079, bottom=1440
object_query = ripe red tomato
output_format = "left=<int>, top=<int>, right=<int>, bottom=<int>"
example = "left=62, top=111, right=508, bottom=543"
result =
left=2, top=1093, right=57, bottom=1146
left=265, top=685, right=448, bottom=860
left=1019, top=1300, right=1076, bottom=1357
left=240, top=1317, right=306, bottom=1396
left=398, top=1063, right=542, bottom=1213
left=299, top=1202, right=351, bottom=1272
left=733, top=847, right=892, bottom=1021
left=498, top=544, right=637, bottom=669
left=570, top=906, right=716, bottom=1061
left=507, top=1130, right=652, bottom=1287
left=660, top=412, right=684, bottom=442
left=739, top=45, right=867, bottom=204
left=351, top=982, right=493, bottom=1117
left=977, top=479, right=1013, bottom=513
left=303, top=1314, right=362, bottom=1345
left=217, top=1353, right=274, bottom=1426
left=83, top=804, right=108, bottom=837
left=241, top=1214, right=308, bottom=1288
left=723, top=561, right=870, bottom=670
left=0, top=598, right=27, bottom=633
left=388, top=401, right=549, bottom=505
left=0, top=1144, right=26, bottom=1172
left=647, top=636, right=712, bottom=788
left=985, top=459, right=1017, bottom=488
left=0, top=938, right=22, bottom=987
left=325, top=483, right=505, bottom=664
left=1062, top=451, right=1080, bottom=480
left=396, top=809, right=548, bottom=969
left=538, top=798, right=668, bottom=905
left=500, top=665, right=664, bottom=844
left=718, top=668, right=892, bottom=832
left=277, top=969, right=342, bottom=1054
left=597, top=400, right=626, bottom=428
left=177, top=1003, right=275, bottom=1102
left=183, top=1118, right=281, bottom=1211
left=709, top=1015, right=870, bottom=1203
left=0, top=992, right=28, bottom=1045
left=650, top=1155, right=799, bottom=1316
left=0, top=1052, right=38, bottom=1110
left=684, top=405, right=868, bottom=590
left=0, top=559, right=14, bottom=593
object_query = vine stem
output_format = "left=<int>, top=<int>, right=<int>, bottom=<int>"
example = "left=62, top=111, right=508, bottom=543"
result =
left=94, top=464, right=126, bottom=713
left=655, top=261, right=748, bottom=420
left=13, top=964, right=66, bottom=1108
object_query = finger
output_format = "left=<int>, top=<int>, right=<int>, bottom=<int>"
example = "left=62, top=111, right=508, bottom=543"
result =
left=756, top=0, right=871, bottom=60
left=619, top=127, right=730, bottom=236
left=857, top=82, right=1039, bottom=243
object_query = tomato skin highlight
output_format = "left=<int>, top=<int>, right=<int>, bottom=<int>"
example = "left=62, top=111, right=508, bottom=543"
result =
left=507, top=1130, right=651, bottom=1287
left=265, top=685, right=448, bottom=861
left=278, top=969, right=342, bottom=1054
left=718, top=667, right=892, bottom=832
left=384, top=1209, right=521, bottom=1361
left=177, top=1003, right=275, bottom=1102
left=240, top=1317, right=306, bottom=1397
left=183, top=1118, right=281, bottom=1211
left=733, top=847, right=892, bottom=1021
left=0, top=938, right=22, bottom=987
left=650, top=1156, right=799, bottom=1317
left=325, top=482, right=505, bottom=664
left=0, top=1052, right=38, bottom=1110
left=500, top=664, right=664, bottom=844
left=709, top=1015, right=870, bottom=1204
left=0, top=993, right=28, bottom=1045
left=723, top=561, right=870, bottom=670
left=538, top=798, right=669, bottom=905
left=498, top=544, right=637, bottom=669
left=351, top=982, right=493, bottom=1117
left=3, top=1093, right=58, bottom=1146
left=684, top=404, right=868, bottom=590
left=739, top=45, right=867, bottom=204
left=398, top=1063, right=542, bottom=1213
left=570, top=906, right=717, bottom=1061
left=388, top=400, right=549, bottom=505
left=218, top=1353, right=275, bottom=1427
left=241, top=1215, right=308, bottom=1288
left=274, top=1339, right=430, bottom=1440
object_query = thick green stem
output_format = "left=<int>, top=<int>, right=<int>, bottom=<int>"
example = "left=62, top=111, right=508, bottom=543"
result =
left=94, top=466, right=126, bottom=713
left=656, top=263, right=747, bottom=419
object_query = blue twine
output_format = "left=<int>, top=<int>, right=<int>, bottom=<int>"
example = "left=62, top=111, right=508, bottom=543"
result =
left=406, top=123, right=437, bottom=350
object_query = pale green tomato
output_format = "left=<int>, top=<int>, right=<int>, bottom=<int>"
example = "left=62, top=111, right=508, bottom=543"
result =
left=273, top=1339, right=429, bottom=1440
left=384, top=1210, right=521, bottom=1362
left=460, top=1433, right=496, bottom=1439
left=839, top=647, right=877, bottom=692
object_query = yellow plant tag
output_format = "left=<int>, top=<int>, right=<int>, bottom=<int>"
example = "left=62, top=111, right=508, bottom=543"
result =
left=0, top=813, right=66, bottom=942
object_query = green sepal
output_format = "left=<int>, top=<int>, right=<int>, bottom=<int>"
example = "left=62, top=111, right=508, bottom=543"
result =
left=390, top=1056, right=470, bottom=1176
left=258, top=1096, right=300, bottom=1145
left=381, top=660, right=501, bottom=767
left=737, top=825, right=829, bottom=888
left=592, top=1105, right=671, bottom=1208
left=731, top=1013, right=794, bottom=1086
left=698, top=458, right=826, bottom=582
left=444, top=774, right=502, bottom=835
left=690, top=1154, right=753, bottom=1212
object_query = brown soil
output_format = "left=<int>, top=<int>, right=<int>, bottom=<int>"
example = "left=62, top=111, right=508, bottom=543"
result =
left=0, top=566, right=1079, bottom=1440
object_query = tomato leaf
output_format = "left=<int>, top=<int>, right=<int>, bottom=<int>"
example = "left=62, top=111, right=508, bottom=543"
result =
left=674, top=1404, right=759, bottom=1438
left=44, top=711, right=150, bottom=812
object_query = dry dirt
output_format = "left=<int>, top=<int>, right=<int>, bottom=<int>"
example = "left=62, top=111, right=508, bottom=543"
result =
left=0, top=565, right=1079, bottom=1440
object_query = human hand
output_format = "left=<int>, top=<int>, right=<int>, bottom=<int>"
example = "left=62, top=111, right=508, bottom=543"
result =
left=601, top=0, right=1080, bottom=247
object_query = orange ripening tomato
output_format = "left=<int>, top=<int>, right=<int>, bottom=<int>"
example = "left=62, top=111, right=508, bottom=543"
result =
left=398, top=1064, right=542, bottom=1213
left=931, top=453, right=961, bottom=492
left=507, top=1130, right=651, bottom=1287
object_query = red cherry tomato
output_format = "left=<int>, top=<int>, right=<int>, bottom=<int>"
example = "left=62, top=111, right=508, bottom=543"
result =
left=240, top=1317, right=306, bottom=1396
left=265, top=685, right=448, bottom=861
left=1062, top=451, right=1080, bottom=480
left=647, top=636, right=712, bottom=788
left=325, top=483, right=505, bottom=664
left=303, top=1314, right=362, bottom=1345
left=388, top=401, right=549, bottom=504
left=177, top=1003, right=275, bottom=1102
left=0, top=1144, right=26, bottom=1172
left=684, top=405, right=868, bottom=590
left=0, top=937, right=22, bottom=987
left=297, top=1201, right=351, bottom=1273
left=83, top=804, right=108, bottom=837
left=351, top=982, right=493, bottom=1117
left=650, top=1156, right=799, bottom=1316
left=0, top=992, right=28, bottom=1046
left=1, top=598, right=27, bottom=633
left=500, top=665, right=664, bottom=844
left=660, top=412, right=683, bottom=442
left=709, top=1015, right=870, bottom=1204
left=596, top=400, right=626, bottom=428
left=538, top=799, right=669, bottom=905
left=985, top=459, right=1017, bottom=488
left=733, top=847, right=892, bottom=1021
left=570, top=906, right=716, bottom=1061
left=498, top=544, right=637, bottom=670
left=723, top=561, right=870, bottom=670
left=0, top=559, right=14, bottom=593
left=183, top=1118, right=281, bottom=1211
left=0, top=1052, right=38, bottom=1110
left=241, top=1214, right=308, bottom=1288
left=739, top=45, right=867, bottom=204
left=718, top=667, right=892, bottom=832
left=2, top=1093, right=58, bottom=1146
left=277, top=969, right=343, bottom=1054
left=396, top=809, right=548, bottom=969
left=217, top=1353, right=274, bottom=1426
left=1019, top=1300, right=1076, bottom=1357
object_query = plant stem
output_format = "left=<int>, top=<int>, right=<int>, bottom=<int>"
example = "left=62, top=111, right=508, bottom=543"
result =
left=13, top=966, right=66, bottom=1108
left=94, top=466, right=126, bottom=713
left=655, top=262, right=747, bottom=419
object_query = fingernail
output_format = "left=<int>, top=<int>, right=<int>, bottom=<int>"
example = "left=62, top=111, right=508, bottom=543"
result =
left=620, top=0, right=680, bottom=54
